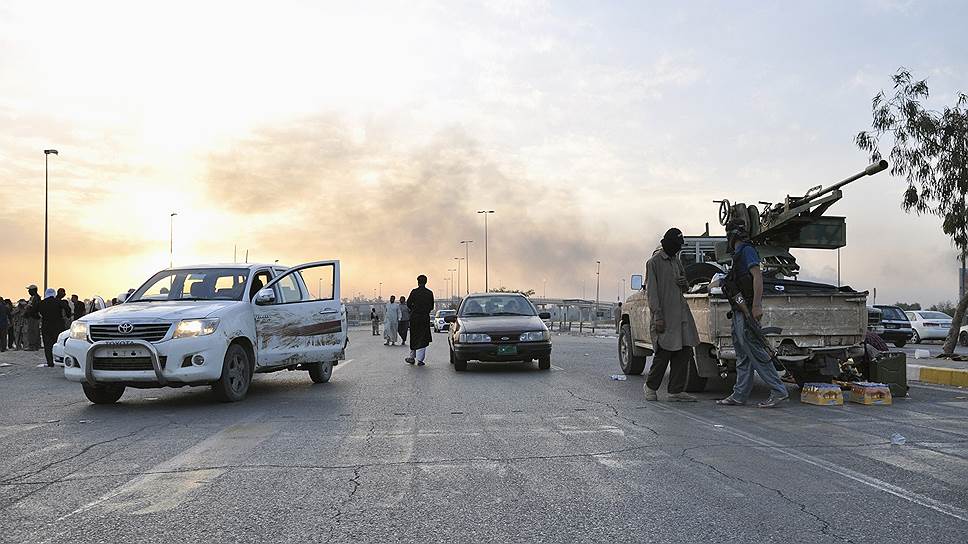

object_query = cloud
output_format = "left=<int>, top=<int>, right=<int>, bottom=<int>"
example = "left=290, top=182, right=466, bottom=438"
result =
left=201, top=117, right=626, bottom=297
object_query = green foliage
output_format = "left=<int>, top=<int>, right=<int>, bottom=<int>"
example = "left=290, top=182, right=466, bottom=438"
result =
left=855, top=68, right=968, bottom=256
left=491, top=287, right=537, bottom=297
left=929, top=300, right=958, bottom=318
left=894, top=301, right=921, bottom=311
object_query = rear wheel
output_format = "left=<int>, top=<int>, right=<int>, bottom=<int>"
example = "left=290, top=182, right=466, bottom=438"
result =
left=960, top=331, right=968, bottom=347
left=684, top=355, right=707, bottom=392
left=538, top=354, right=551, bottom=370
left=82, top=383, right=125, bottom=404
left=619, top=324, right=646, bottom=375
left=912, top=330, right=921, bottom=344
left=212, top=343, right=252, bottom=402
left=308, top=361, right=333, bottom=384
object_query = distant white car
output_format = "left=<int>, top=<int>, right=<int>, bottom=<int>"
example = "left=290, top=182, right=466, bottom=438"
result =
left=905, top=311, right=953, bottom=343
left=433, top=309, right=457, bottom=333
left=52, top=330, right=70, bottom=367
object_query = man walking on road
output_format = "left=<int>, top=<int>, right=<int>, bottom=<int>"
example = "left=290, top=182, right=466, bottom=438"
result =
left=405, top=275, right=434, bottom=366
left=25, top=285, right=41, bottom=351
left=370, top=307, right=380, bottom=336
left=71, top=294, right=86, bottom=322
left=644, top=228, right=700, bottom=402
left=0, top=298, right=9, bottom=352
left=716, top=220, right=789, bottom=408
left=38, top=289, right=63, bottom=367
left=398, top=296, right=411, bottom=346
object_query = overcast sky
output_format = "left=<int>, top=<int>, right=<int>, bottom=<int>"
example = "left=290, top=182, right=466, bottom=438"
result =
left=1, top=0, right=965, bottom=305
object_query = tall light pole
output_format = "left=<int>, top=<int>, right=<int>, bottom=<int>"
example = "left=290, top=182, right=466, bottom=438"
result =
left=477, top=210, right=494, bottom=291
left=448, top=268, right=457, bottom=302
left=453, top=258, right=463, bottom=299
left=460, top=240, right=473, bottom=295
left=379, top=282, right=383, bottom=299
left=543, top=279, right=547, bottom=299
left=43, top=149, right=58, bottom=291
left=594, top=261, right=601, bottom=333
left=169, top=212, right=178, bottom=269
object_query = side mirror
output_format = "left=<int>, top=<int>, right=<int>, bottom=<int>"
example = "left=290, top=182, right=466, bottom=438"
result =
left=538, top=312, right=551, bottom=320
left=444, top=315, right=458, bottom=323
left=254, top=288, right=276, bottom=306
left=630, top=275, right=643, bottom=291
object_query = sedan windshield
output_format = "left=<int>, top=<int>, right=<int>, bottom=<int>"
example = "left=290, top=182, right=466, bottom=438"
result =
left=130, top=268, right=250, bottom=302
left=460, top=295, right=536, bottom=317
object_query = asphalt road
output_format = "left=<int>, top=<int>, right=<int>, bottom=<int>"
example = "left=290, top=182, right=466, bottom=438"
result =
left=1, top=329, right=967, bottom=543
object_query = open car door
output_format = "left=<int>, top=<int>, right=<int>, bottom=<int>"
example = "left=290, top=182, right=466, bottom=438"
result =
left=252, top=260, right=346, bottom=368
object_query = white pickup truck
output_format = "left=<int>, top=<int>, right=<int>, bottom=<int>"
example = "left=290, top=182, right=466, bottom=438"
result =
left=63, top=261, right=347, bottom=404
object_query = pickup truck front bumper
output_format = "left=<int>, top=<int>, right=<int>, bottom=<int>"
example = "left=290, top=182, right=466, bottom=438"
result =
left=63, top=337, right=229, bottom=387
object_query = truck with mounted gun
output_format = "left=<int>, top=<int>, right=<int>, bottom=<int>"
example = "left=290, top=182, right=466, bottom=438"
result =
left=618, top=161, right=889, bottom=390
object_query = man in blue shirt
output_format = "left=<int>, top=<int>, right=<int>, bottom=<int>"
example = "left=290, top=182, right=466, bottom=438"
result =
left=717, top=221, right=789, bottom=408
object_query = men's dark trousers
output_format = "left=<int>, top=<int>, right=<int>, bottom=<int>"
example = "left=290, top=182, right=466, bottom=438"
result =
left=0, top=328, right=6, bottom=351
left=645, top=344, right=692, bottom=394
left=398, top=321, right=409, bottom=343
left=42, top=329, right=59, bottom=366
left=27, top=319, right=41, bottom=350
left=6, top=326, right=12, bottom=348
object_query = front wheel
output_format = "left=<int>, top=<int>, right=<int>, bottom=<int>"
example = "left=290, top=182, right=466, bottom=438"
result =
left=82, top=383, right=125, bottom=404
left=619, top=324, right=647, bottom=375
left=212, top=344, right=252, bottom=402
left=453, top=350, right=467, bottom=371
left=912, top=330, right=921, bottom=344
left=309, top=361, right=333, bottom=384
left=538, top=354, right=551, bottom=370
left=960, top=331, right=968, bottom=347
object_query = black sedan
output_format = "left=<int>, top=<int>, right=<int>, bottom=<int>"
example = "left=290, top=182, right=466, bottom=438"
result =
left=446, top=293, right=552, bottom=371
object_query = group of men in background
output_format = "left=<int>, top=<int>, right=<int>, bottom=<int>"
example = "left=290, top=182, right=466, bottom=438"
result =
left=0, top=285, right=89, bottom=367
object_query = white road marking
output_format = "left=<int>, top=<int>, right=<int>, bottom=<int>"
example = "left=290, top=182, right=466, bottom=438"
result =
left=909, top=382, right=966, bottom=393
left=57, top=415, right=272, bottom=521
left=551, top=364, right=565, bottom=371
left=335, top=358, right=354, bottom=371
left=652, top=402, right=968, bottom=522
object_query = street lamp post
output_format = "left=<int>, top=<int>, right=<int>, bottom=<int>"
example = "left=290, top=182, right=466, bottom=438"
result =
left=169, top=212, right=178, bottom=269
left=448, top=268, right=457, bottom=302
left=453, top=258, right=463, bottom=299
left=543, top=279, right=547, bottom=299
left=379, top=282, right=383, bottom=300
left=43, top=149, right=58, bottom=291
left=460, top=241, right=473, bottom=295
left=477, top=211, right=494, bottom=291
left=594, top=261, right=601, bottom=333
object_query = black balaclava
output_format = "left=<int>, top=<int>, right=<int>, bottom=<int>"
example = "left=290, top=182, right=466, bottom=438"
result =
left=661, top=228, right=684, bottom=256
left=725, top=220, right=750, bottom=253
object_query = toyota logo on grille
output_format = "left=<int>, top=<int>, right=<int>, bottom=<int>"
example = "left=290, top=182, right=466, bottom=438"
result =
left=118, top=322, right=134, bottom=334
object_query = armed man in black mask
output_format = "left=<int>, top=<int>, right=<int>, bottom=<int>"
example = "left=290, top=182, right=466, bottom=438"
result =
left=643, top=228, right=700, bottom=402
left=716, top=220, right=789, bottom=408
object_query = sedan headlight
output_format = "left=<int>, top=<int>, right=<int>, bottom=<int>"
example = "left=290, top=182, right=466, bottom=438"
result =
left=69, top=321, right=89, bottom=341
left=173, top=318, right=220, bottom=339
left=458, top=333, right=491, bottom=344
left=519, top=330, right=550, bottom=342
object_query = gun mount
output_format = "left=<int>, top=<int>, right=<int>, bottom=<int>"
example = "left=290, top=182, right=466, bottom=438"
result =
left=711, top=160, right=889, bottom=277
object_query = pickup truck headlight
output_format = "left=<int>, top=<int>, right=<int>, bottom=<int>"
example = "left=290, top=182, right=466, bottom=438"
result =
left=69, top=321, right=89, bottom=341
left=458, top=333, right=491, bottom=344
left=173, top=319, right=220, bottom=339
left=519, top=330, right=550, bottom=342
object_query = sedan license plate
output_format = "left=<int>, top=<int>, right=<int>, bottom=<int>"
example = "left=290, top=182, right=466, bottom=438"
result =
left=497, top=345, right=518, bottom=356
left=94, top=345, right=150, bottom=358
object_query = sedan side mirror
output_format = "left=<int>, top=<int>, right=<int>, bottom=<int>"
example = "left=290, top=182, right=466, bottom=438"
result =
left=630, top=274, right=644, bottom=291
left=538, top=312, right=551, bottom=320
left=444, top=315, right=458, bottom=323
left=254, top=288, right=276, bottom=306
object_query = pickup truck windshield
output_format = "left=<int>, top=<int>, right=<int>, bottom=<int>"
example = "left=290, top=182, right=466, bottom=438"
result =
left=459, top=295, right=536, bottom=317
left=130, top=268, right=251, bottom=302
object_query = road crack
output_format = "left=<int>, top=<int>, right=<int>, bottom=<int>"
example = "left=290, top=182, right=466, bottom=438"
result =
left=566, top=389, right=659, bottom=436
left=679, top=446, right=858, bottom=544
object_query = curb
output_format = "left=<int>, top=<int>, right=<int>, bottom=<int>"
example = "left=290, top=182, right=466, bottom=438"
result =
left=907, top=364, right=968, bottom=387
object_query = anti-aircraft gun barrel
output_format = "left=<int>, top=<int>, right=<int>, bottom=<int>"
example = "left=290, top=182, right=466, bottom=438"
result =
left=805, top=160, right=888, bottom=203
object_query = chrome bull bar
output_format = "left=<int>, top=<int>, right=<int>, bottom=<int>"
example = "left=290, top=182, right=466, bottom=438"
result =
left=85, top=339, right=166, bottom=386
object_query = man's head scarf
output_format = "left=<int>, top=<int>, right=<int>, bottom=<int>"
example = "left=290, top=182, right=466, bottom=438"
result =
left=661, top=228, right=684, bottom=256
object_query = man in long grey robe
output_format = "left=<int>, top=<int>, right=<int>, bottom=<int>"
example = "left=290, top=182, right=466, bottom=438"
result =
left=644, top=228, right=700, bottom=402
left=383, top=296, right=400, bottom=346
